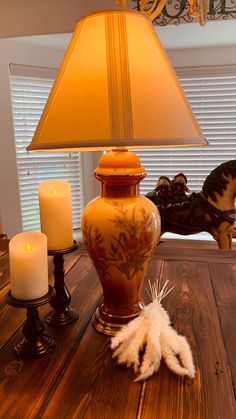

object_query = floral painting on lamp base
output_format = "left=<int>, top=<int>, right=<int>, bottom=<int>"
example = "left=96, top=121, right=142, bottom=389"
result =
left=82, top=196, right=160, bottom=336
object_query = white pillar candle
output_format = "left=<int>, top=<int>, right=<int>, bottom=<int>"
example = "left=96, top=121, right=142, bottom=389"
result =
left=38, top=179, right=73, bottom=251
left=9, top=232, right=48, bottom=300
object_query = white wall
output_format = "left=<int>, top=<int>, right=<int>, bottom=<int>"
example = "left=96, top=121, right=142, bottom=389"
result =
left=0, top=0, right=134, bottom=38
left=1, top=36, right=236, bottom=238
left=168, top=45, right=236, bottom=68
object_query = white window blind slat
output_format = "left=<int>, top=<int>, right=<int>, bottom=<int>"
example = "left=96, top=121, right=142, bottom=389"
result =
left=10, top=70, right=84, bottom=232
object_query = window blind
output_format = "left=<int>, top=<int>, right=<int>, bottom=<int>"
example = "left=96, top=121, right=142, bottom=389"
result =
left=135, top=65, right=236, bottom=240
left=136, top=65, right=236, bottom=194
left=10, top=66, right=84, bottom=232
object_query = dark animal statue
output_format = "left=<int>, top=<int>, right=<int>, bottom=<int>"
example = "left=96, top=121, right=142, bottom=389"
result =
left=146, top=160, right=236, bottom=249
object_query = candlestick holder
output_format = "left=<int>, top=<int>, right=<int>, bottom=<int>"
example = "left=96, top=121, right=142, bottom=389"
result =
left=45, top=241, right=79, bottom=326
left=5, top=286, right=56, bottom=359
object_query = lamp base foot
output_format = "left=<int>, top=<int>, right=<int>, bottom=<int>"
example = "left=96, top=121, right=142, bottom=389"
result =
left=92, top=307, right=141, bottom=336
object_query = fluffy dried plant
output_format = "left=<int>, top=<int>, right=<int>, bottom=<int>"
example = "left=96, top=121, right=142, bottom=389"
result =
left=111, top=279, right=195, bottom=381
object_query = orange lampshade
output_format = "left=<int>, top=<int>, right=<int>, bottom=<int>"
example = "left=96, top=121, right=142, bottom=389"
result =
left=27, top=9, right=207, bottom=152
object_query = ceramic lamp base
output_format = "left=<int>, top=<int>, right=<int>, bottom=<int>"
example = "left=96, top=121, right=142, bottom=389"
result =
left=82, top=150, right=161, bottom=336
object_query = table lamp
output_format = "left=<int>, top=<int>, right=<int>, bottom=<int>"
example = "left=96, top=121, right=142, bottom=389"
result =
left=27, top=6, right=207, bottom=335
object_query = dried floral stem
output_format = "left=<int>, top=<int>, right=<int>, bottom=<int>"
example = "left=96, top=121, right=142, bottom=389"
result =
left=146, top=278, right=174, bottom=303
left=111, top=278, right=195, bottom=381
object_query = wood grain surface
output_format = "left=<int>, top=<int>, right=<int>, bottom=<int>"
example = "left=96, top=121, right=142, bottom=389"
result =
left=0, top=241, right=235, bottom=419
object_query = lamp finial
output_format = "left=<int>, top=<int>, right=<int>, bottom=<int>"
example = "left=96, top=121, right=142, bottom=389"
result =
left=116, top=0, right=127, bottom=8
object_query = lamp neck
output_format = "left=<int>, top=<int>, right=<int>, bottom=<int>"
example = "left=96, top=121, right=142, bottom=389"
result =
left=101, top=183, right=139, bottom=198
left=94, top=149, right=146, bottom=199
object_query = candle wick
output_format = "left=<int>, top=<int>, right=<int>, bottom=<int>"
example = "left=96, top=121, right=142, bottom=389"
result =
left=53, top=187, right=57, bottom=195
left=26, top=243, right=31, bottom=252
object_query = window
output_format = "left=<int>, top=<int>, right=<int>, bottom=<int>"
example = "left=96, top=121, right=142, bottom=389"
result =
left=10, top=64, right=84, bottom=232
left=135, top=65, right=236, bottom=240
left=136, top=65, right=236, bottom=194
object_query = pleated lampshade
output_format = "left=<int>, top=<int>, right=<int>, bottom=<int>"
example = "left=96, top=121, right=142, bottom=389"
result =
left=27, top=9, right=207, bottom=152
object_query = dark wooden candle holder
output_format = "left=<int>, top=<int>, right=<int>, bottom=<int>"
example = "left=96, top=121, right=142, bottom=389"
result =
left=45, top=241, right=79, bottom=327
left=5, top=286, right=56, bottom=359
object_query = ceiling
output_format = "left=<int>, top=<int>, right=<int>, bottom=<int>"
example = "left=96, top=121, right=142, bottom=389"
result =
left=8, top=19, right=236, bottom=50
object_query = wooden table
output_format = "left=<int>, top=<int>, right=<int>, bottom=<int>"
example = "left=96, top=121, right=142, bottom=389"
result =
left=0, top=239, right=236, bottom=419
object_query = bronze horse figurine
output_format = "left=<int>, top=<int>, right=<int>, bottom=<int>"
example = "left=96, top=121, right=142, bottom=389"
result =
left=146, top=159, right=236, bottom=249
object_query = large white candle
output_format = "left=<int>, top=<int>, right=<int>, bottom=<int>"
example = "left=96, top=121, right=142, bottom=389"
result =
left=9, top=232, right=48, bottom=300
left=38, top=179, right=73, bottom=250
